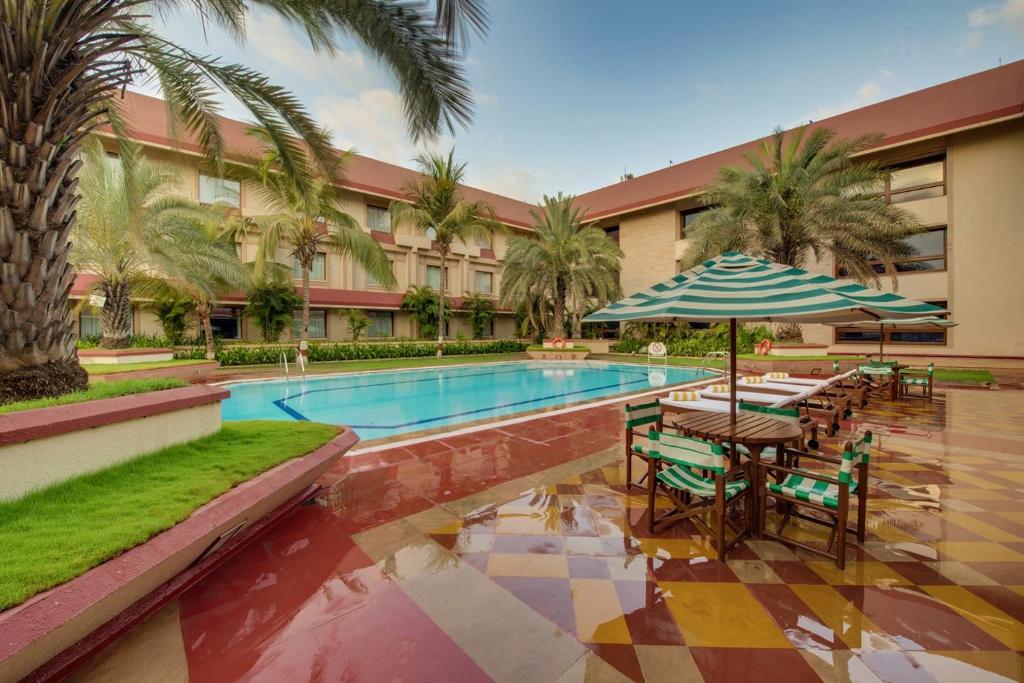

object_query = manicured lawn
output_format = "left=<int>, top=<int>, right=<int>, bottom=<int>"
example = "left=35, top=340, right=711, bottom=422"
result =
left=934, top=368, right=995, bottom=384
left=591, top=353, right=726, bottom=369
left=736, top=353, right=866, bottom=361
left=0, top=378, right=187, bottom=415
left=85, top=358, right=212, bottom=375
left=218, top=352, right=532, bottom=376
left=0, top=421, right=338, bottom=610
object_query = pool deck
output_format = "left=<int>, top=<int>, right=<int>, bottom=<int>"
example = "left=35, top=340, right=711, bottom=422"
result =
left=68, top=388, right=1024, bottom=682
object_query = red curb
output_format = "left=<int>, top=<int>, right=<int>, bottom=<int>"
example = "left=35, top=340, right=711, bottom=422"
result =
left=0, top=385, right=229, bottom=446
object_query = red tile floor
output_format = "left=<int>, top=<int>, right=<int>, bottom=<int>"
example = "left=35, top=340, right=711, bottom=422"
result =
left=70, top=388, right=1024, bottom=682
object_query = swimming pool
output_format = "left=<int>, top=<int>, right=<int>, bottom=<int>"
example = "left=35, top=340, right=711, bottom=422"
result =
left=221, top=361, right=713, bottom=440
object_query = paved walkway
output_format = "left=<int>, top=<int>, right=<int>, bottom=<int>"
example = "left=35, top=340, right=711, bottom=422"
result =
left=71, top=389, right=1024, bottom=682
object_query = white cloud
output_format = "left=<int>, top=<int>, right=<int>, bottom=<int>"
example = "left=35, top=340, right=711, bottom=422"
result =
left=469, top=163, right=543, bottom=203
left=797, top=69, right=894, bottom=124
left=244, top=9, right=368, bottom=86
left=314, top=89, right=451, bottom=164
left=964, top=0, right=1024, bottom=47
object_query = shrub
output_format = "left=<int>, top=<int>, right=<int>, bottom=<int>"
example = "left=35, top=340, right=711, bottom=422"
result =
left=208, top=339, right=528, bottom=366
left=610, top=323, right=774, bottom=356
left=151, top=297, right=195, bottom=344
left=340, top=308, right=370, bottom=341
left=246, top=282, right=302, bottom=343
left=76, top=333, right=173, bottom=349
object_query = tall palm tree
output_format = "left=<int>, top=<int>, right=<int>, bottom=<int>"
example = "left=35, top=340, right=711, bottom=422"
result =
left=391, top=150, right=499, bottom=355
left=71, top=137, right=220, bottom=348
left=226, top=127, right=397, bottom=353
left=0, top=0, right=488, bottom=401
left=681, top=127, right=923, bottom=281
left=500, top=193, right=622, bottom=339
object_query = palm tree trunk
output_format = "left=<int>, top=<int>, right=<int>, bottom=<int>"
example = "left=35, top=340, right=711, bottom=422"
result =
left=437, top=248, right=447, bottom=357
left=300, top=264, right=311, bottom=357
left=99, top=281, right=134, bottom=349
left=199, top=304, right=216, bottom=361
left=552, top=279, right=566, bottom=338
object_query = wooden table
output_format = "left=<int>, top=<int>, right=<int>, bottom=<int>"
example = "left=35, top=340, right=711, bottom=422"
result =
left=665, top=410, right=804, bottom=536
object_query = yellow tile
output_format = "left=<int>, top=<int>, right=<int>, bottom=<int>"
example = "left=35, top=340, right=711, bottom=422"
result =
left=940, top=488, right=1010, bottom=501
left=637, top=538, right=717, bottom=561
left=569, top=579, right=632, bottom=644
left=869, top=522, right=920, bottom=543
left=989, top=470, right=1024, bottom=485
left=947, top=472, right=1006, bottom=490
left=429, top=520, right=464, bottom=535
left=875, top=462, right=930, bottom=471
left=935, top=542, right=1024, bottom=562
left=634, top=645, right=704, bottom=682
left=727, top=559, right=783, bottom=583
left=996, top=511, right=1024, bottom=525
left=1008, top=585, right=1024, bottom=599
left=494, top=505, right=560, bottom=535
left=806, top=561, right=914, bottom=587
left=658, top=582, right=791, bottom=648
left=487, top=553, right=569, bottom=579
left=921, top=586, right=1024, bottom=649
left=791, top=585, right=888, bottom=650
left=939, top=512, right=1022, bottom=542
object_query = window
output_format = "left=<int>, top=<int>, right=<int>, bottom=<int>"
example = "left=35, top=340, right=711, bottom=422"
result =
left=680, top=207, right=710, bottom=240
left=839, top=227, right=947, bottom=277
left=367, top=260, right=394, bottom=288
left=294, top=252, right=326, bottom=280
left=209, top=307, right=242, bottom=339
left=294, top=309, right=327, bottom=339
left=603, top=226, right=620, bottom=245
left=425, top=227, right=437, bottom=241
left=367, top=205, right=391, bottom=233
left=426, top=265, right=449, bottom=290
left=79, top=310, right=102, bottom=338
left=199, top=174, right=240, bottom=207
left=880, top=156, right=945, bottom=204
left=474, top=232, right=492, bottom=249
left=836, top=300, right=949, bottom=346
left=474, top=271, right=493, bottom=294
left=235, top=242, right=243, bottom=259
left=367, top=311, right=394, bottom=338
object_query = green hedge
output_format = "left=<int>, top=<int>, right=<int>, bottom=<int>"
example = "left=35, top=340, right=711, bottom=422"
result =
left=76, top=334, right=173, bottom=350
left=177, top=339, right=529, bottom=366
left=610, top=323, right=774, bottom=356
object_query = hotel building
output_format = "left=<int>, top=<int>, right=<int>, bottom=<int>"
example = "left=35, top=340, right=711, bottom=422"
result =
left=80, top=61, right=1024, bottom=362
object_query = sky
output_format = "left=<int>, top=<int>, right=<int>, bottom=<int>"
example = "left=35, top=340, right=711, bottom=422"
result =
left=135, top=0, right=1024, bottom=203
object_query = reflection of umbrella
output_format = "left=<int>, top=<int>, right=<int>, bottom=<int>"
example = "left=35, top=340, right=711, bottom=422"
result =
left=585, top=252, right=946, bottom=422
left=827, top=316, right=956, bottom=362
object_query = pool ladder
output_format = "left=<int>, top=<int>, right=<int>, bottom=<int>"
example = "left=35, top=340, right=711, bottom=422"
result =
left=281, top=351, right=306, bottom=382
left=701, top=351, right=730, bottom=376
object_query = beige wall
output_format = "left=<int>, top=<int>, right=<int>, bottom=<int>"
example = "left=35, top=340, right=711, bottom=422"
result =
left=618, top=207, right=682, bottom=294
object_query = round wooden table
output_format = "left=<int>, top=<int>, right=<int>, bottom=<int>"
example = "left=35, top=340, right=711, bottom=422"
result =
left=665, top=410, right=804, bottom=536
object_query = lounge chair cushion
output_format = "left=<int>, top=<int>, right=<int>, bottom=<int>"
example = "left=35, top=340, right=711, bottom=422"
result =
left=901, top=377, right=930, bottom=385
left=658, top=464, right=749, bottom=500
left=668, top=390, right=701, bottom=401
left=767, top=473, right=857, bottom=509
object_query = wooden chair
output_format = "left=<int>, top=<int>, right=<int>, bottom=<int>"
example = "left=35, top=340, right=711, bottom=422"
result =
left=639, top=430, right=752, bottom=561
left=899, top=363, right=934, bottom=401
left=758, top=432, right=872, bottom=569
left=624, top=399, right=663, bottom=490
left=858, top=364, right=894, bottom=401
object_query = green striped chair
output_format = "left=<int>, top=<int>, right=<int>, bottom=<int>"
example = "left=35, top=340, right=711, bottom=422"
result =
left=734, top=400, right=819, bottom=453
left=899, top=363, right=934, bottom=401
left=624, top=399, right=663, bottom=490
left=640, top=430, right=752, bottom=560
left=858, top=364, right=894, bottom=400
left=758, top=432, right=872, bottom=569
left=832, top=360, right=868, bottom=409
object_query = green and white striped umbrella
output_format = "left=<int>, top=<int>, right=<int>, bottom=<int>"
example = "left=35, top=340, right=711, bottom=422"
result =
left=584, top=252, right=947, bottom=324
left=585, top=252, right=947, bottom=422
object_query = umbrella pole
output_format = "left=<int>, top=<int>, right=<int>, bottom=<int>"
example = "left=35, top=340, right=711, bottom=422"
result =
left=729, top=318, right=737, bottom=425
left=879, top=323, right=884, bottom=363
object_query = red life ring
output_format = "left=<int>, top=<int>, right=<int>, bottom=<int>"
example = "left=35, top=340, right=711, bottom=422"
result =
left=755, top=339, right=773, bottom=355
left=551, top=337, right=567, bottom=349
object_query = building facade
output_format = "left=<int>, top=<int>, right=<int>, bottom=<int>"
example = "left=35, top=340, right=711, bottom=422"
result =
left=75, top=61, right=1024, bottom=360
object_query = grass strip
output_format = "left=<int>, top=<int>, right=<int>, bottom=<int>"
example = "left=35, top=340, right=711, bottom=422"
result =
left=217, top=352, right=532, bottom=376
left=85, top=359, right=213, bottom=376
left=933, top=368, right=995, bottom=384
left=0, top=420, right=338, bottom=610
left=0, top=378, right=188, bottom=415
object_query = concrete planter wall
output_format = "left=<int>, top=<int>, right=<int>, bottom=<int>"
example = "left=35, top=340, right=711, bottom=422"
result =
left=78, top=348, right=175, bottom=364
left=0, top=385, right=228, bottom=501
left=767, top=343, right=831, bottom=357
left=527, top=350, right=591, bottom=361
left=89, top=360, right=220, bottom=383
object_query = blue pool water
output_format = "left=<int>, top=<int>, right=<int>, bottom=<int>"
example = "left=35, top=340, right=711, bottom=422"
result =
left=221, top=361, right=711, bottom=440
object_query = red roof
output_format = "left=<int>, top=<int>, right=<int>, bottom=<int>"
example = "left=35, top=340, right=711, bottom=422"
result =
left=112, top=91, right=537, bottom=229
left=576, top=60, right=1024, bottom=220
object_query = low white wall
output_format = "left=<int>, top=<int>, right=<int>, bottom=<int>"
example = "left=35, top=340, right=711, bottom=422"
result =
left=0, top=402, right=221, bottom=501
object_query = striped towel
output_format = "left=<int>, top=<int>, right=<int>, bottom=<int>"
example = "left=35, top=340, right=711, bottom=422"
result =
left=766, top=372, right=789, bottom=379
left=707, top=384, right=731, bottom=393
left=668, top=391, right=701, bottom=401
left=741, top=376, right=765, bottom=384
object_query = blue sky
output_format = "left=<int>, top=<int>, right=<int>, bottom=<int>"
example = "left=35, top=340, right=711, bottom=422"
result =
left=137, top=0, right=1024, bottom=202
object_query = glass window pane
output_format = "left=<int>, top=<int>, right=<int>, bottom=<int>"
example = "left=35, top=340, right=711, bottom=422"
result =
left=904, top=229, right=945, bottom=258
left=890, top=185, right=944, bottom=204
left=294, top=310, right=326, bottom=338
left=475, top=271, right=493, bottom=294
left=836, top=329, right=881, bottom=343
left=894, top=258, right=945, bottom=273
left=367, top=205, right=391, bottom=233
left=425, top=227, right=437, bottom=241
left=79, top=313, right=102, bottom=338
left=367, top=311, right=393, bottom=337
left=889, top=330, right=945, bottom=344
left=199, top=175, right=240, bottom=207
left=890, top=160, right=943, bottom=191
left=474, top=233, right=492, bottom=248
left=294, top=253, right=326, bottom=280
left=426, top=265, right=448, bottom=290
left=209, top=307, right=241, bottom=339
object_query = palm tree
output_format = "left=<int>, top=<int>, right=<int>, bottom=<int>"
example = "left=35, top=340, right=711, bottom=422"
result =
left=227, top=127, right=396, bottom=353
left=391, top=151, right=500, bottom=355
left=500, top=193, right=622, bottom=339
left=400, top=285, right=440, bottom=339
left=247, top=280, right=303, bottom=343
left=340, top=308, right=370, bottom=341
left=71, top=137, right=220, bottom=348
left=1, top=0, right=488, bottom=401
left=681, top=127, right=923, bottom=281
left=461, top=291, right=495, bottom=339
